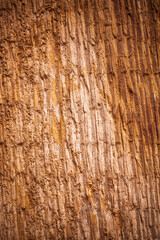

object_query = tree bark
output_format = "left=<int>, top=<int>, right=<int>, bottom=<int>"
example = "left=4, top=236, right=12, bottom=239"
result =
left=0, top=0, right=160, bottom=239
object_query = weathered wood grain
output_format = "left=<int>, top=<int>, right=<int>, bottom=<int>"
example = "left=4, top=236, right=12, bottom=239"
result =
left=0, top=0, right=159, bottom=239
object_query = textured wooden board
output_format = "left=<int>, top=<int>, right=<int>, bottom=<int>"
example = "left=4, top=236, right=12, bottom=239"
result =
left=0, top=0, right=160, bottom=239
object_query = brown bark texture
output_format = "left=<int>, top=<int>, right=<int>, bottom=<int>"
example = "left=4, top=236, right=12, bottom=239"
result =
left=0, top=0, right=160, bottom=239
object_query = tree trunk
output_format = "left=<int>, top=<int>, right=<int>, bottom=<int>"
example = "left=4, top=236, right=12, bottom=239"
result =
left=0, top=0, right=159, bottom=239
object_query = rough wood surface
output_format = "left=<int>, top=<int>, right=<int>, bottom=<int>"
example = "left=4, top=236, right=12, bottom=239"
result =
left=0, top=0, right=160, bottom=239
